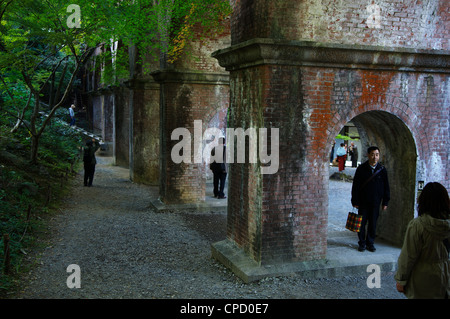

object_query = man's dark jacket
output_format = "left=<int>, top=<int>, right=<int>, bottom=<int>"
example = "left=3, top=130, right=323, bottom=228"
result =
left=83, top=141, right=100, bottom=165
left=210, top=145, right=226, bottom=173
left=351, top=161, right=390, bottom=208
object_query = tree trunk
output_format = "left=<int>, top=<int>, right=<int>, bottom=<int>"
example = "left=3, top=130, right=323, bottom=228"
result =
left=30, top=133, right=40, bottom=164
left=29, top=94, right=40, bottom=164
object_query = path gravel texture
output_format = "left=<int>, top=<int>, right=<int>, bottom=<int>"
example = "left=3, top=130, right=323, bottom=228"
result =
left=16, top=157, right=406, bottom=300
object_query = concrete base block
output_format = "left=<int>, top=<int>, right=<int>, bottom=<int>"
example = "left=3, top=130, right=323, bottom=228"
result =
left=149, top=182, right=228, bottom=212
left=211, top=238, right=400, bottom=283
left=150, top=197, right=227, bottom=212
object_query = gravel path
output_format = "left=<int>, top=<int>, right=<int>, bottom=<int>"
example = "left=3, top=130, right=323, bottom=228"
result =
left=16, top=156, right=405, bottom=301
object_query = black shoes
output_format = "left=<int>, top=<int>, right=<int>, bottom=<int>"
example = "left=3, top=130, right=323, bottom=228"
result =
left=358, top=245, right=376, bottom=252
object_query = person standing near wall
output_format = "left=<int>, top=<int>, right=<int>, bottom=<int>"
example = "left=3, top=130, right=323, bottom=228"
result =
left=210, top=137, right=227, bottom=199
left=330, top=141, right=336, bottom=164
left=69, top=104, right=76, bottom=126
left=349, top=142, right=358, bottom=167
left=351, top=146, right=390, bottom=252
left=395, top=182, right=450, bottom=299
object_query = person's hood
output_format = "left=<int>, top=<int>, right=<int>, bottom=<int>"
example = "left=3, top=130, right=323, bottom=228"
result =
left=419, top=214, right=450, bottom=240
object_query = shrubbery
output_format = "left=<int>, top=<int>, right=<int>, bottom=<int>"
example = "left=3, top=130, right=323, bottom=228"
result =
left=0, top=111, right=83, bottom=296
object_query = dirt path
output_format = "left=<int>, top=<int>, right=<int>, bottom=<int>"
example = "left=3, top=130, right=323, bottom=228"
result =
left=16, top=156, right=405, bottom=300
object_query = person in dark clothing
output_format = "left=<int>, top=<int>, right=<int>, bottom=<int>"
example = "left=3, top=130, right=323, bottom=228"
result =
left=210, top=137, right=227, bottom=199
left=351, top=146, right=390, bottom=252
left=83, top=138, right=100, bottom=187
left=330, top=141, right=336, bottom=163
left=349, top=142, right=358, bottom=167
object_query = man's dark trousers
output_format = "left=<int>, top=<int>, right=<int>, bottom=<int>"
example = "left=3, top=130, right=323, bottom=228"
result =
left=84, top=163, right=96, bottom=186
left=358, top=205, right=380, bottom=248
left=213, top=171, right=227, bottom=198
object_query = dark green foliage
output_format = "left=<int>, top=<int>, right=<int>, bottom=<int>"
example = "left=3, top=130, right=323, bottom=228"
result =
left=0, top=111, right=83, bottom=296
left=0, top=0, right=231, bottom=297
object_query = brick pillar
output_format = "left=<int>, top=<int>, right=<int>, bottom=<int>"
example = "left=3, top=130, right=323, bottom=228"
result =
left=153, top=70, right=229, bottom=204
left=214, top=43, right=328, bottom=266
left=212, top=0, right=450, bottom=281
left=114, top=85, right=131, bottom=168
left=127, top=78, right=161, bottom=185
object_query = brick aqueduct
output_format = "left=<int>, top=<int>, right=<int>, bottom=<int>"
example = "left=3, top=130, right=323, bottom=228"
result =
left=80, top=1, right=450, bottom=281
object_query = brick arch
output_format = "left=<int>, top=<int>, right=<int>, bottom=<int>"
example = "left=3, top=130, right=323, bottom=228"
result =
left=211, top=0, right=450, bottom=282
left=202, top=106, right=229, bottom=179
left=327, top=108, right=418, bottom=245
left=203, top=105, right=229, bottom=137
left=153, top=70, right=230, bottom=204
left=325, top=91, right=425, bottom=241
left=350, top=100, right=425, bottom=157
left=327, top=100, right=424, bottom=161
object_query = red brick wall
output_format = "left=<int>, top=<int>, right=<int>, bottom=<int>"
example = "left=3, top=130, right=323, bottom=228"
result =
left=227, top=65, right=329, bottom=263
left=219, top=0, right=449, bottom=265
left=174, top=21, right=231, bottom=72
left=307, top=67, right=449, bottom=245
left=159, top=79, right=230, bottom=204
left=225, top=56, right=449, bottom=263
left=157, top=20, right=231, bottom=204
left=231, top=0, right=449, bottom=50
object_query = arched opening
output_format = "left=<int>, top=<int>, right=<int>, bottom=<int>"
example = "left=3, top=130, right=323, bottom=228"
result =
left=328, top=110, right=417, bottom=250
left=204, top=108, right=228, bottom=202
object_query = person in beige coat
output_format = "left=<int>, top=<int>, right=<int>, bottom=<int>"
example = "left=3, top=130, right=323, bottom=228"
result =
left=395, top=182, right=450, bottom=299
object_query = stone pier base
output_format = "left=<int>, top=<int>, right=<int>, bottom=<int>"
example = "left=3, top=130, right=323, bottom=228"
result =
left=211, top=237, right=400, bottom=283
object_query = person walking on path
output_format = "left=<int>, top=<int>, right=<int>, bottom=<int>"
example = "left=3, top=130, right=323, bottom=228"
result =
left=69, top=104, right=76, bottom=126
left=395, top=182, right=450, bottom=299
left=83, top=138, right=100, bottom=187
left=336, top=143, right=347, bottom=171
left=210, top=137, right=227, bottom=199
left=351, top=146, right=390, bottom=252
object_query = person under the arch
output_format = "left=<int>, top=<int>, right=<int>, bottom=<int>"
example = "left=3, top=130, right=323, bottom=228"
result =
left=210, top=137, right=227, bottom=199
left=336, top=143, right=347, bottom=171
left=351, top=146, right=390, bottom=252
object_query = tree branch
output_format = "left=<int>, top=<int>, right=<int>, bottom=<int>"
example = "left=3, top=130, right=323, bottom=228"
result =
left=37, top=47, right=95, bottom=136
left=37, top=55, right=68, bottom=94
left=0, top=0, right=14, bottom=22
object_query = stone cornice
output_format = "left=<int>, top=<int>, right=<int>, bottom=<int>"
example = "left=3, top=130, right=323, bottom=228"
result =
left=212, top=38, right=450, bottom=73
left=124, top=77, right=160, bottom=90
left=151, top=69, right=229, bottom=85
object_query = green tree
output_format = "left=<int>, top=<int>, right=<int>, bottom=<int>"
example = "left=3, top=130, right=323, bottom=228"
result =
left=0, top=0, right=231, bottom=163
left=0, top=0, right=95, bottom=163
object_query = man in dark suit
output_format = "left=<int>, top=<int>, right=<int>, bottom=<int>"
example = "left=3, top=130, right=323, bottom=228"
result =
left=210, top=137, right=227, bottom=199
left=351, top=146, right=390, bottom=252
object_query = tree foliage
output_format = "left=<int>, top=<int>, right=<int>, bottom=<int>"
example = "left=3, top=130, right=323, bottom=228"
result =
left=0, top=0, right=231, bottom=163
left=0, top=0, right=231, bottom=293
